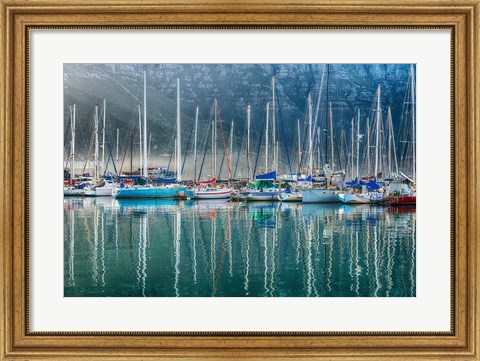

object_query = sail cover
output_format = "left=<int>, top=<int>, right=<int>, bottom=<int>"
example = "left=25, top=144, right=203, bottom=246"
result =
left=255, top=171, right=277, bottom=180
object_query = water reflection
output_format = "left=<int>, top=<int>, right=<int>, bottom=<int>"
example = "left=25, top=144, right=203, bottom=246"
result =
left=64, top=198, right=416, bottom=297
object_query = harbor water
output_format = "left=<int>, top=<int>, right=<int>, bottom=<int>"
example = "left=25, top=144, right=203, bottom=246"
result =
left=64, top=198, right=416, bottom=297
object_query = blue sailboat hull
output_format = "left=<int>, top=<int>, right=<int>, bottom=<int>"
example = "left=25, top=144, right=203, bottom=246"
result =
left=114, top=186, right=187, bottom=198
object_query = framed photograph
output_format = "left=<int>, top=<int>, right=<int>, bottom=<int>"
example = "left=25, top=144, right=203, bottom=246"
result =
left=1, top=0, right=478, bottom=359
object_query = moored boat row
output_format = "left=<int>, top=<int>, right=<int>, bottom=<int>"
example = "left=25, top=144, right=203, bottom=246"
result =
left=65, top=65, right=416, bottom=206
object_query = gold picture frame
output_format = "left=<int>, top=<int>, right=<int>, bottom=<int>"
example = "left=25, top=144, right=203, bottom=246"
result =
left=1, top=0, right=478, bottom=359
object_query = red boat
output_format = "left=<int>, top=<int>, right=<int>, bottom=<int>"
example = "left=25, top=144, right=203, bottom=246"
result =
left=386, top=195, right=416, bottom=205
left=386, top=181, right=416, bottom=205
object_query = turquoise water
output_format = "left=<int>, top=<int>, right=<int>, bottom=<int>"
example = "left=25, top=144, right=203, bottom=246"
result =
left=64, top=198, right=415, bottom=297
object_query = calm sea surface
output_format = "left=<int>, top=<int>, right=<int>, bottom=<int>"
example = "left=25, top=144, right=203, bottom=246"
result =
left=64, top=198, right=416, bottom=297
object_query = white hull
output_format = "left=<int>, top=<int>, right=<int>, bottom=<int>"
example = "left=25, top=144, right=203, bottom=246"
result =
left=246, top=195, right=279, bottom=201
left=301, top=188, right=341, bottom=203
left=244, top=190, right=280, bottom=201
left=64, top=188, right=85, bottom=196
left=339, top=193, right=370, bottom=204
left=84, top=183, right=115, bottom=197
left=339, top=192, right=385, bottom=204
left=278, top=192, right=302, bottom=202
left=188, top=189, right=232, bottom=199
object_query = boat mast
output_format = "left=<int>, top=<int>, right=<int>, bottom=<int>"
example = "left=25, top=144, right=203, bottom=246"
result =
left=116, top=128, right=119, bottom=172
left=148, top=133, right=152, bottom=166
left=102, top=99, right=106, bottom=176
left=211, top=101, right=215, bottom=178
left=193, top=106, right=199, bottom=182
left=389, top=106, right=399, bottom=176
left=317, top=128, right=321, bottom=176
left=350, top=116, right=354, bottom=180
left=313, top=65, right=326, bottom=143
left=329, top=101, right=334, bottom=172
left=247, top=105, right=251, bottom=181
left=94, top=104, right=99, bottom=180
left=297, top=118, right=301, bottom=171
left=374, top=84, right=381, bottom=179
left=176, top=78, right=181, bottom=182
left=143, top=68, right=148, bottom=178
left=265, top=102, right=269, bottom=173
left=308, top=93, right=313, bottom=179
left=411, top=64, right=416, bottom=181
left=367, top=118, right=370, bottom=179
left=174, top=138, right=177, bottom=176
left=387, top=106, right=392, bottom=178
left=138, top=104, right=143, bottom=176
left=325, top=64, right=330, bottom=170
left=229, top=120, right=234, bottom=178
left=213, top=98, right=217, bottom=179
left=276, top=141, right=279, bottom=176
left=72, top=104, right=76, bottom=180
left=356, top=109, right=360, bottom=179
left=272, top=76, right=276, bottom=173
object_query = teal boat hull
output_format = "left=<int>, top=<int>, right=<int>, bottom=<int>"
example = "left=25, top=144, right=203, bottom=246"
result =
left=114, top=186, right=187, bottom=198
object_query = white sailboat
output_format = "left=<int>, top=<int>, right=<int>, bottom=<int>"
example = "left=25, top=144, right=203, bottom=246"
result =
left=64, top=104, right=85, bottom=196
left=84, top=100, right=116, bottom=197
left=187, top=100, right=233, bottom=199
left=301, top=68, right=342, bottom=203
left=339, top=86, right=385, bottom=204
left=339, top=190, right=384, bottom=204
left=244, top=100, right=281, bottom=202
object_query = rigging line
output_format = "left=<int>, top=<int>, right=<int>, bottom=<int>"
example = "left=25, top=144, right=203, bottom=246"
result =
left=198, top=104, right=214, bottom=181
left=334, top=128, right=343, bottom=173
left=233, top=121, right=246, bottom=179
left=252, top=107, right=267, bottom=178
left=276, top=90, right=292, bottom=176
left=181, top=115, right=195, bottom=175
left=216, top=104, right=232, bottom=180
left=166, top=127, right=177, bottom=174
left=197, top=110, right=212, bottom=181
left=288, top=120, right=297, bottom=173
left=78, top=106, right=95, bottom=160
left=298, top=102, right=309, bottom=173
left=102, top=130, right=119, bottom=177
left=119, top=106, right=140, bottom=175
left=218, top=119, right=235, bottom=179
left=81, top=131, right=96, bottom=176
left=118, top=74, right=143, bottom=173
left=63, top=107, right=72, bottom=168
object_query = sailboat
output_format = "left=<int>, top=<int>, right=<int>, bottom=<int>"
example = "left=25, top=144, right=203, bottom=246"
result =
left=301, top=167, right=341, bottom=203
left=84, top=100, right=116, bottom=197
left=277, top=184, right=302, bottom=202
left=187, top=100, right=233, bottom=200
left=114, top=72, right=187, bottom=199
left=338, top=85, right=386, bottom=204
left=243, top=97, right=281, bottom=202
left=386, top=176, right=416, bottom=205
left=339, top=177, right=385, bottom=204
left=301, top=67, right=342, bottom=203
left=187, top=177, right=232, bottom=199
left=64, top=104, right=86, bottom=196
left=386, top=65, right=416, bottom=206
